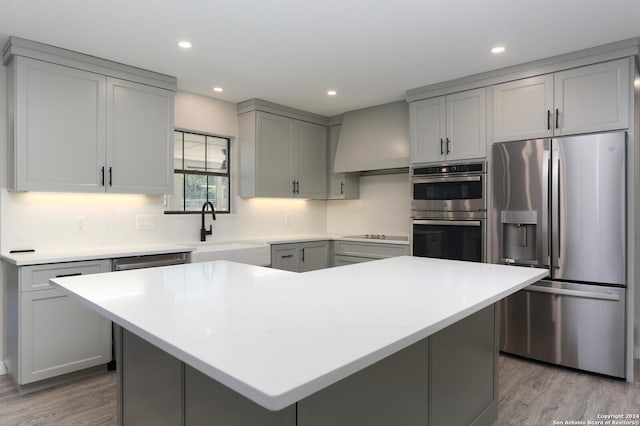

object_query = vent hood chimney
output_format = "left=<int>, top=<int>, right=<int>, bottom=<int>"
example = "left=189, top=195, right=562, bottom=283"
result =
left=333, top=101, right=409, bottom=173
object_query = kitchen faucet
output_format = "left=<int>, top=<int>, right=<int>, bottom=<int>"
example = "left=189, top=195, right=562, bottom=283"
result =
left=200, top=201, right=216, bottom=241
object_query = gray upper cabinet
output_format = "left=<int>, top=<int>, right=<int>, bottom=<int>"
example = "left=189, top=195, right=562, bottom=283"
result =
left=553, top=59, right=629, bottom=136
left=492, top=74, right=554, bottom=142
left=239, top=104, right=328, bottom=199
left=492, top=58, right=630, bottom=142
left=10, top=57, right=107, bottom=192
left=4, top=37, right=176, bottom=194
left=410, top=87, right=486, bottom=164
left=106, top=78, right=173, bottom=194
left=327, top=125, right=359, bottom=200
left=295, top=120, right=328, bottom=198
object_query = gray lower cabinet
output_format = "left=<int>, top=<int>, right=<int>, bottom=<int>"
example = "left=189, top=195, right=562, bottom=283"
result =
left=271, top=241, right=330, bottom=272
left=332, top=240, right=410, bottom=266
left=3, top=260, right=112, bottom=388
left=115, top=305, right=498, bottom=426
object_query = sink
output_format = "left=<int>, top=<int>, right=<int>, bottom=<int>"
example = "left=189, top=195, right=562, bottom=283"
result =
left=181, top=241, right=271, bottom=266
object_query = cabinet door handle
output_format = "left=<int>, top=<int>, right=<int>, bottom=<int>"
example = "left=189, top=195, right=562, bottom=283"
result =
left=555, top=108, right=559, bottom=129
left=440, top=138, right=444, bottom=155
left=301, top=247, right=305, bottom=262
left=292, top=180, right=296, bottom=194
left=109, top=167, right=113, bottom=186
left=55, top=273, right=82, bottom=278
left=101, top=167, right=105, bottom=186
left=547, top=110, right=551, bottom=130
left=446, top=138, right=451, bottom=155
left=296, top=180, right=300, bottom=194
left=340, top=181, right=344, bottom=195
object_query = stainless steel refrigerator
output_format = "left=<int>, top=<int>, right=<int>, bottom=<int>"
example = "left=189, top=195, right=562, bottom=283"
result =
left=492, top=131, right=626, bottom=378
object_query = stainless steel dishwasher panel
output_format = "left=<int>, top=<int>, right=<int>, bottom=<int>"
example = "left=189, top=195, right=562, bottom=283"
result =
left=112, top=252, right=190, bottom=271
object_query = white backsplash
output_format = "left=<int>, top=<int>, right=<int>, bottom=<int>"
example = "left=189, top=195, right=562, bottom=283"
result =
left=0, top=190, right=330, bottom=251
left=326, top=173, right=411, bottom=237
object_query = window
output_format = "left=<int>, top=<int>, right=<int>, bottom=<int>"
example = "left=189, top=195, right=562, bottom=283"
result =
left=165, top=130, right=230, bottom=214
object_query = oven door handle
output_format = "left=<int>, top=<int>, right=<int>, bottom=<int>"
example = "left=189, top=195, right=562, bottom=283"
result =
left=411, top=176, right=482, bottom=184
left=413, top=220, right=482, bottom=227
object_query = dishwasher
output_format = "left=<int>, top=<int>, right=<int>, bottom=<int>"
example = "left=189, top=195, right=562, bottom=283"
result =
left=108, top=251, right=190, bottom=369
left=112, top=252, right=190, bottom=271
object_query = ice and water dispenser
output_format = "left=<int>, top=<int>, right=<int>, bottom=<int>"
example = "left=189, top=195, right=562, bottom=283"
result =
left=500, top=210, right=538, bottom=264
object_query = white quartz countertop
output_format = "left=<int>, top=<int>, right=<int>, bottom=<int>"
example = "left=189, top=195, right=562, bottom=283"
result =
left=257, top=234, right=410, bottom=245
left=0, top=244, right=194, bottom=266
left=50, top=256, right=545, bottom=411
left=1, top=235, right=408, bottom=266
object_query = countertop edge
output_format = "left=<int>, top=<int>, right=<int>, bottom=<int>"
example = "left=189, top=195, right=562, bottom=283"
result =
left=1, top=245, right=194, bottom=266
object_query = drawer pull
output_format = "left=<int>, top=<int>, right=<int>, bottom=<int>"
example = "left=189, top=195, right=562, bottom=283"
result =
left=281, top=255, right=294, bottom=259
left=55, top=273, right=82, bottom=278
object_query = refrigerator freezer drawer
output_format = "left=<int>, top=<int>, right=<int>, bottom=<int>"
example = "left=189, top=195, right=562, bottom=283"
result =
left=500, top=281, right=625, bottom=378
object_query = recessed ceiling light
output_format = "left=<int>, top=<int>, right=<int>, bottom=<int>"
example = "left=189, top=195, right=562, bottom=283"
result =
left=178, top=41, right=192, bottom=49
left=213, top=87, right=224, bottom=92
left=491, top=46, right=506, bottom=54
left=327, top=90, right=337, bottom=96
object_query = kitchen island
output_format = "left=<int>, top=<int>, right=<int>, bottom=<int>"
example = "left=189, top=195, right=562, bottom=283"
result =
left=51, top=256, right=546, bottom=426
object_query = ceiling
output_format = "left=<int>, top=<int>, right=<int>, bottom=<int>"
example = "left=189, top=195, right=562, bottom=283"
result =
left=1, top=0, right=639, bottom=116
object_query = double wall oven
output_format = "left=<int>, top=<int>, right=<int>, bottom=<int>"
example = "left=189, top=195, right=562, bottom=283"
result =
left=411, top=162, right=487, bottom=262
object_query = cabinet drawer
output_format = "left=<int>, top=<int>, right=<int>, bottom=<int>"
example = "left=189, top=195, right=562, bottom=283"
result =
left=333, top=241, right=409, bottom=259
left=19, top=260, right=111, bottom=293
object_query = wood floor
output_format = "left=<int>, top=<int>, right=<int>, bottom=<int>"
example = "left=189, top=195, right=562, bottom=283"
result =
left=0, top=372, right=116, bottom=425
left=495, top=355, right=640, bottom=425
left=0, top=355, right=638, bottom=425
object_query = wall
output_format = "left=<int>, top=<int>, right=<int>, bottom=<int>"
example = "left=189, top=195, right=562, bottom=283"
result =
left=326, top=173, right=411, bottom=236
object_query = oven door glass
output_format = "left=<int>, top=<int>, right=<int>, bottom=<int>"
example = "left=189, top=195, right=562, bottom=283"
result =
left=412, top=176, right=485, bottom=212
left=412, top=220, right=484, bottom=262
left=413, top=178, right=483, bottom=200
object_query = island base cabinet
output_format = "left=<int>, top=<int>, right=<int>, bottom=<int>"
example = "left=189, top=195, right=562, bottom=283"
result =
left=116, top=326, right=295, bottom=426
left=430, top=304, right=498, bottom=426
left=115, top=304, right=498, bottom=426
left=185, top=366, right=296, bottom=426
left=117, top=327, right=184, bottom=426
left=296, top=338, right=429, bottom=426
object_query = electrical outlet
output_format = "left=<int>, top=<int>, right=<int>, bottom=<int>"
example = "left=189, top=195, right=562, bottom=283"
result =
left=76, top=216, right=86, bottom=233
left=284, top=213, right=291, bottom=226
left=136, top=215, right=155, bottom=231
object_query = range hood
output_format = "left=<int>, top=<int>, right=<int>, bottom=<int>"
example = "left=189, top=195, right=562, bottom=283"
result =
left=334, top=101, right=410, bottom=173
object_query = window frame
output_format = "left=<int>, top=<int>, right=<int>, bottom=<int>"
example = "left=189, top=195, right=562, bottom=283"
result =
left=165, top=129, right=231, bottom=215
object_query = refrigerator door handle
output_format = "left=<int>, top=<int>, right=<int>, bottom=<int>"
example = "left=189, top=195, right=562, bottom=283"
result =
left=541, top=147, right=550, bottom=266
left=551, top=147, right=561, bottom=270
left=526, top=285, right=621, bottom=301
